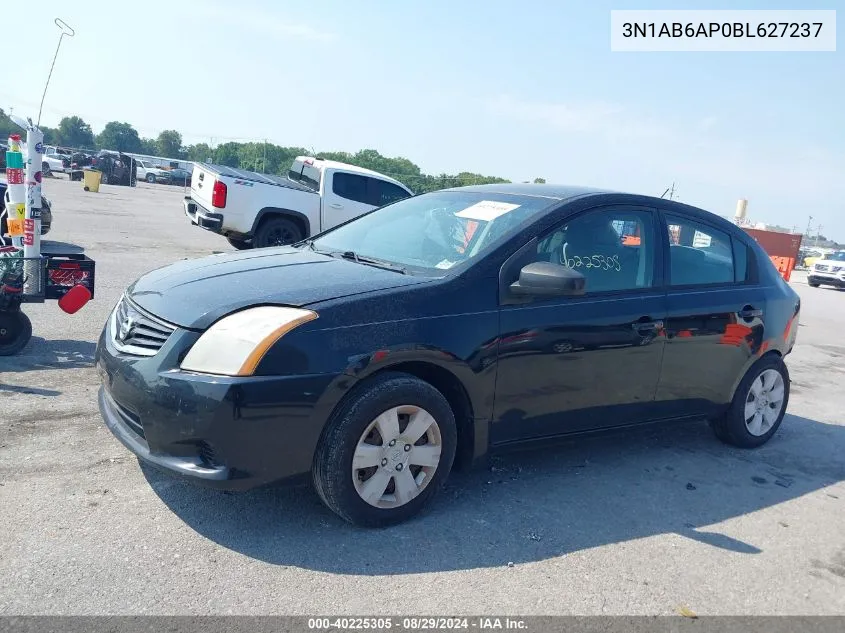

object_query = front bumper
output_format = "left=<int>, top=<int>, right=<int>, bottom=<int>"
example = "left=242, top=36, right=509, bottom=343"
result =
left=95, top=315, right=349, bottom=491
left=808, top=273, right=845, bottom=287
left=183, top=197, right=223, bottom=233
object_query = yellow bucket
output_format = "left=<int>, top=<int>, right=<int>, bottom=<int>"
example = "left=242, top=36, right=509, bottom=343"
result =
left=83, top=170, right=103, bottom=192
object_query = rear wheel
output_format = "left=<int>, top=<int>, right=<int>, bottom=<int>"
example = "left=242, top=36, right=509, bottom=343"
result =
left=100, top=172, right=109, bottom=185
left=808, top=281, right=820, bottom=287
left=226, top=236, right=252, bottom=250
left=146, top=173, right=156, bottom=183
left=711, top=355, right=789, bottom=448
left=253, top=216, right=302, bottom=248
left=41, top=162, right=51, bottom=176
left=0, top=311, right=33, bottom=356
left=313, top=372, right=457, bottom=527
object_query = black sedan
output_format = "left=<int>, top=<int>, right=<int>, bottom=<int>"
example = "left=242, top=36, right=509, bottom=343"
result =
left=155, top=168, right=191, bottom=186
left=95, top=184, right=801, bottom=527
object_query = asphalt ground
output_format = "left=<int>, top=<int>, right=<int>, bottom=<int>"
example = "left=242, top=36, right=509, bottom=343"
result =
left=0, top=175, right=843, bottom=615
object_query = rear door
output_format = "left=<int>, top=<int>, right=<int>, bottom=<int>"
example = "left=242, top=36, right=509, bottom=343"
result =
left=654, top=211, right=765, bottom=419
left=322, top=171, right=378, bottom=228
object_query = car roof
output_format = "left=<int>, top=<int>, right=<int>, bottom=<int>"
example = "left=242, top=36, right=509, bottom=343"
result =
left=443, top=183, right=615, bottom=200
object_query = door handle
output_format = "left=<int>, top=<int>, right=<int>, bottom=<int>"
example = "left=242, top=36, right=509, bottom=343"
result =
left=739, top=305, right=763, bottom=320
left=329, top=203, right=343, bottom=209
left=632, top=319, right=663, bottom=331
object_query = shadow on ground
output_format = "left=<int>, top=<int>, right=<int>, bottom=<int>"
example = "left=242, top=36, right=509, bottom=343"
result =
left=143, top=414, right=845, bottom=575
left=41, top=241, right=86, bottom=254
left=0, top=338, right=95, bottom=372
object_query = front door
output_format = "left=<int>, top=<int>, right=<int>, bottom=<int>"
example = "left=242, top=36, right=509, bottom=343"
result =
left=492, top=205, right=667, bottom=444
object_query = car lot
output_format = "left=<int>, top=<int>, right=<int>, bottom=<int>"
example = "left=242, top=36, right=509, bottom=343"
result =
left=0, top=176, right=843, bottom=615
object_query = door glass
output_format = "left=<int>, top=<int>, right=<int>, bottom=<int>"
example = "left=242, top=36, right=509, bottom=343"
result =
left=666, top=215, right=735, bottom=285
left=535, top=209, right=655, bottom=293
left=332, top=172, right=370, bottom=204
left=373, top=180, right=411, bottom=206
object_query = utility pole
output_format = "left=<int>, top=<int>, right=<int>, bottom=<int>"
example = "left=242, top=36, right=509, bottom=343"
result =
left=263, top=138, right=267, bottom=173
left=805, top=215, right=813, bottom=238
left=816, top=224, right=823, bottom=246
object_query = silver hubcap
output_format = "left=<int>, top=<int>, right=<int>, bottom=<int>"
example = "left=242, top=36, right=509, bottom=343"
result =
left=352, top=405, right=442, bottom=509
left=744, top=368, right=785, bottom=436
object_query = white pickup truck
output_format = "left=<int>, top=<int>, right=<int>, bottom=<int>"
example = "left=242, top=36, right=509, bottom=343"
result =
left=183, top=156, right=414, bottom=249
left=135, top=160, right=165, bottom=183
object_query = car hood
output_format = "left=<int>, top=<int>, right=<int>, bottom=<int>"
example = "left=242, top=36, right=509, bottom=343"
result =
left=127, top=247, right=433, bottom=329
left=814, top=259, right=845, bottom=268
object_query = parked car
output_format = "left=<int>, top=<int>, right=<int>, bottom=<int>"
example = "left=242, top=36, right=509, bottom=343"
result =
left=87, top=150, right=137, bottom=186
left=807, top=251, right=845, bottom=289
left=135, top=160, right=164, bottom=183
left=0, top=181, right=53, bottom=239
left=42, top=147, right=71, bottom=175
left=96, top=184, right=801, bottom=527
left=155, top=167, right=191, bottom=186
left=184, top=156, right=413, bottom=250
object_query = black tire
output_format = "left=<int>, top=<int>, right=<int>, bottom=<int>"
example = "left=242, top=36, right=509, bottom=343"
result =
left=253, top=216, right=302, bottom=248
left=227, top=236, right=252, bottom=250
left=0, top=310, right=33, bottom=356
left=100, top=172, right=108, bottom=185
left=41, top=162, right=51, bottom=176
left=313, top=372, right=458, bottom=527
left=808, top=281, right=820, bottom=287
left=146, top=173, right=156, bottom=183
left=711, top=354, right=790, bottom=448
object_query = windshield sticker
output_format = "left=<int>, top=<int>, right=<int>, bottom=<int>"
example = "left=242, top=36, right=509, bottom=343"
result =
left=435, top=259, right=457, bottom=269
left=455, top=200, right=521, bottom=222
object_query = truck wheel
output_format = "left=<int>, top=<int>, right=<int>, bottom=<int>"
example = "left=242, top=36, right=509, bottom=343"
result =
left=253, top=217, right=302, bottom=248
left=41, top=162, right=51, bottom=176
left=146, top=173, right=156, bottom=183
left=0, top=311, right=33, bottom=356
left=100, top=172, right=109, bottom=185
left=227, top=236, right=252, bottom=250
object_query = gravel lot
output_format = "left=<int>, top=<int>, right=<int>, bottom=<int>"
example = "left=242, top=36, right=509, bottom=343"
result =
left=1, top=176, right=843, bottom=616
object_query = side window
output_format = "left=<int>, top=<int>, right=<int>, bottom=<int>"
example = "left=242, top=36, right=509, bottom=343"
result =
left=732, top=238, right=749, bottom=283
left=534, top=208, right=655, bottom=293
left=374, top=180, right=410, bottom=206
left=666, top=215, right=735, bottom=286
left=332, top=172, right=369, bottom=204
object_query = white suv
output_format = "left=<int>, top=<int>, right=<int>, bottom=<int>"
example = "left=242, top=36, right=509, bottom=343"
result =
left=808, top=251, right=845, bottom=289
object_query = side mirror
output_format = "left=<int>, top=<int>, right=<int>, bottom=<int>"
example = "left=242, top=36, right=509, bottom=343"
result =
left=509, top=261, right=586, bottom=297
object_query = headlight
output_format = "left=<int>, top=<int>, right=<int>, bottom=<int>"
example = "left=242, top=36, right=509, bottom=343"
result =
left=180, top=306, right=318, bottom=376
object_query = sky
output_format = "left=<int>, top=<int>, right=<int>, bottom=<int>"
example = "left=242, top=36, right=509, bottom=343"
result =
left=4, top=0, right=843, bottom=240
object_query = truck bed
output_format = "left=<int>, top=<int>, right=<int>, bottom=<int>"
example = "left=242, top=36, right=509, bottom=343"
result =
left=196, top=163, right=317, bottom=194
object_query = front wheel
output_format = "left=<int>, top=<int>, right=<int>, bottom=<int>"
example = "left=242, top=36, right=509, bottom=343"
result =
left=313, top=372, right=457, bottom=527
left=100, top=172, right=109, bottom=185
left=711, top=355, right=790, bottom=448
left=808, top=281, right=820, bottom=288
left=146, top=173, right=156, bottom=183
left=0, top=310, right=33, bottom=356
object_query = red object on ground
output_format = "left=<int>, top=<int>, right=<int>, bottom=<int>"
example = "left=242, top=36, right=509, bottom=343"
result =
left=57, top=284, right=92, bottom=314
left=742, top=227, right=803, bottom=282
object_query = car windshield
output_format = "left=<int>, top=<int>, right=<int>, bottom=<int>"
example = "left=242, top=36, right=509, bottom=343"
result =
left=827, top=251, right=845, bottom=261
left=310, top=190, right=555, bottom=274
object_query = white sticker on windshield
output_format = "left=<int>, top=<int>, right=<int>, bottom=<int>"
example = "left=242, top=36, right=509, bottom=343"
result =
left=435, top=259, right=456, bottom=269
left=455, top=200, right=521, bottom=222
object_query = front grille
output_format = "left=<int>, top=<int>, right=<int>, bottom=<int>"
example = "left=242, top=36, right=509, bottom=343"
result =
left=111, top=295, right=177, bottom=357
left=816, top=264, right=830, bottom=272
left=114, top=400, right=145, bottom=439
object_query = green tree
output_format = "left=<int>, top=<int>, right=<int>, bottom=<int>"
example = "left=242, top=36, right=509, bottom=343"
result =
left=214, top=142, right=241, bottom=167
left=139, top=137, right=157, bottom=155
left=533, top=177, right=546, bottom=184
left=185, top=143, right=213, bottom=163
left=96, top=122, right=142, bottom=152
left=56, top=116, right=95, bottom=148
left=156, top=129, right=183, bottom=158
